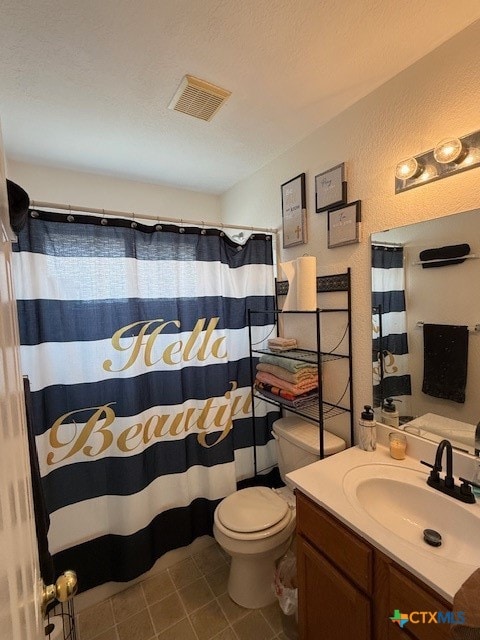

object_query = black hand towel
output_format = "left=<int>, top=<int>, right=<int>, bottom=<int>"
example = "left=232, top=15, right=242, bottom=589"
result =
left=419, top=243, right=470, bottom=268
left=422, top=324, right=469, bottom=403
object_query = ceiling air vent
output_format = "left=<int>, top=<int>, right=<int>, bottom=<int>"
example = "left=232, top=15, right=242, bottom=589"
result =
left=168, top=75, right=231, bottom=122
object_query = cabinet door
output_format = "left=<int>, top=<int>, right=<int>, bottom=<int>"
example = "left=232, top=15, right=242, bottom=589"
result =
left=374, top=551, right=451, bottom=640
left=297, top=536, right=371, bottom=640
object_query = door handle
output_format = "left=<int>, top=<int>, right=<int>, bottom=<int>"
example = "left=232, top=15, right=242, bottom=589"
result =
left=42, top=570, right=77, bottom=614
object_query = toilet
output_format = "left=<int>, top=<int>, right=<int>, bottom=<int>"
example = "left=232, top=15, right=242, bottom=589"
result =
left=213, top=417, right=346, bottom=608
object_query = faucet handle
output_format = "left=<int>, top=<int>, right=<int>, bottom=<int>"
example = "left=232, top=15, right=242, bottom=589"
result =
left=420, top=460, right=440, bottom=483
left=459, top=476, right=480, bottom=491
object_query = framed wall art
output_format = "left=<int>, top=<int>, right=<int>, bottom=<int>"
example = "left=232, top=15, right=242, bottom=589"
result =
left=327, top=200, right=361, bottom=248
left=315, top=163, right=347, bottom=212
left=281, top=172, right=307, bottom=248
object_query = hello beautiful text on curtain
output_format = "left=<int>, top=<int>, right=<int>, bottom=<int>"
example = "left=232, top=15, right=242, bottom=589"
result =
left=12, top=211, right=278, bottom=591
left=372, top=244, right=412, bottom=412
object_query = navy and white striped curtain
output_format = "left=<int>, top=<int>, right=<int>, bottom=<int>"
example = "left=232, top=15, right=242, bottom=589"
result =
left=12, top=211, right=278, bottom=592
left=372, top=244, right=412, bottom=411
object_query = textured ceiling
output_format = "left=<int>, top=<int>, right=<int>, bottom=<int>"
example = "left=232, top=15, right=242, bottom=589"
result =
left=1, top=1, right=480, bottom=194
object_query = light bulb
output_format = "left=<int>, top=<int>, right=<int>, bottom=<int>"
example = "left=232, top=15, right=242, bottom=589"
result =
left=433, top=137, right=466, bottom=164
left=395, top=157, right=423, bottom=180
left=417, top=164, right=438, bottom=182
left=459, top=147, right=480, bottom=167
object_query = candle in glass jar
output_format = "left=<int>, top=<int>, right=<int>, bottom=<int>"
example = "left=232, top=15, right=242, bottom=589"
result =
left=389, top=432, right=407, bottom=460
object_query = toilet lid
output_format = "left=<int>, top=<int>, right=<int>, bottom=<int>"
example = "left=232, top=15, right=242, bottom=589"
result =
left=217, top=487, right=289, bottom=533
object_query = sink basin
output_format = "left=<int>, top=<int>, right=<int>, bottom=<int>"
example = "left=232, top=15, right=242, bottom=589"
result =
left=343, top=464, right=480, bottom=566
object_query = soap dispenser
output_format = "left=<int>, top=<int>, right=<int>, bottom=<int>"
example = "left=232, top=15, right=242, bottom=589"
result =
left=381, top=397, right=399, bottom=428
left=358, top=405, right=376, bottom=452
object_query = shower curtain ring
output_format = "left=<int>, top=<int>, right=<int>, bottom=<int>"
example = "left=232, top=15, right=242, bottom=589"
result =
left=131, top=212, right=137, bottom=229
left=201, top=221, right=206, bottom=235
left=156, top=216, right=162, bottom=231
left=67, top=204, right=74, bottom=223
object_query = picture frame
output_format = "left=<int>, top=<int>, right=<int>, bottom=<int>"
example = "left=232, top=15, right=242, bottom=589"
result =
left=327, top=200, right=361, bottom=248
left=281, top=172, right=307, bottom=248
left=315, top=163, right=347, bottom=213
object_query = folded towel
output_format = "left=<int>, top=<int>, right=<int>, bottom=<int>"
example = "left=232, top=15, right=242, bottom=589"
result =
left=256, top=371, right=318, bottom=395
left=419, top=243, right=470, bottom=268
left=422, top=324, right=469, bottom=403
left=451, top=567, right=480, bottom=638
left=268, top=337, right=297, bottom=348
left=259, top=353, right=316, bottom=373
left=255, top=382, right=318, bottom=408
left=256, top=362, right=318, bottom=384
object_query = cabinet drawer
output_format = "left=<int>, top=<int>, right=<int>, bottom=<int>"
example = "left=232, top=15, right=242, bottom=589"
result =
left=296, top=491, right=372, bottom=594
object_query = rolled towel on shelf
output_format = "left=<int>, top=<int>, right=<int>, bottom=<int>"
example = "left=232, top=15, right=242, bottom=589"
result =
left=418, top=243, right=470, bottom=268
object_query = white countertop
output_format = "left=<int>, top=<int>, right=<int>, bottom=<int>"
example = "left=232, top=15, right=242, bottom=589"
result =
left=287, top=441, right=480, bottom=603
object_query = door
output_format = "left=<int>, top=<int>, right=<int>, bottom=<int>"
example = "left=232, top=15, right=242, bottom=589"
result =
left=0, top=120, right=44, bottom=639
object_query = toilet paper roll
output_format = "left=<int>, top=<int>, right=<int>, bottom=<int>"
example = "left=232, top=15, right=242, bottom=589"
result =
left=279, top=257, right=317, bottom=311
left=279, top=260, right=297, bottom=311
left=295, top=256, right=317, bottom=310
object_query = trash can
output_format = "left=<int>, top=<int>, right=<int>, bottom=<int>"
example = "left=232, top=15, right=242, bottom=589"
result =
left=273, top=550, right=298, bottom=640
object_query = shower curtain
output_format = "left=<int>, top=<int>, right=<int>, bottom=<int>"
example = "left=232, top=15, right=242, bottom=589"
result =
left=12, top=211, right=278, bottom=592
left=371, top=244, right=411, bottom=412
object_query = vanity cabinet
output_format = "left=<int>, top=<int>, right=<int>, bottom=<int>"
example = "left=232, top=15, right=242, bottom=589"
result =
left=296, top=491, right=452, bottom=640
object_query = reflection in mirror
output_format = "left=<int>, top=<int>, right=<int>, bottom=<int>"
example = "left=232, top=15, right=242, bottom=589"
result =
left=371, top=208, right=480, bottom=455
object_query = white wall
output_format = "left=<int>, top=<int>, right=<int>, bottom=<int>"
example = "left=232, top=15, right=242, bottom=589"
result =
left=221, top=20, right=480, bottom=432
left=6, top=160, right=221, bottom=222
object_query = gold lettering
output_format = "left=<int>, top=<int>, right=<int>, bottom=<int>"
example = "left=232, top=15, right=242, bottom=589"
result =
left=169, top=407, right=196, bottom=436
left=46, top=380, right=251, bottom=463
left=182, top=318, right=206, bottom=361
left=118, top=423, right=143, bottom=452
left=162, top=339, right=183, bottom=365
left=197, top=318, right=227, bottom=361
left=196, top=398, right=217, bottom=431
left=47, top=404, right=116, bottom=464
left=144, top=320, right=181, bottom=366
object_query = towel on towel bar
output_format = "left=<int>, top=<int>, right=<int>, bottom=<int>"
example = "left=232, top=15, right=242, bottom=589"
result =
left=422, top=323, right=469, bottom=403
left=419, top=243, right=470, bottom=268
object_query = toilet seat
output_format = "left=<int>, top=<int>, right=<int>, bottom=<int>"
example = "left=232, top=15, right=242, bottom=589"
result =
left=214, top=487, right=294, bottom=540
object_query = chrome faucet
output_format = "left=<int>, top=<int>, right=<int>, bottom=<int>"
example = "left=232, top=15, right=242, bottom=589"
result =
left=421, top=439, right=475, bottom=504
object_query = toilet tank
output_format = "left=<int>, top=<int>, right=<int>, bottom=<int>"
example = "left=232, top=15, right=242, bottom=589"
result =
left=272, top=417, right=346, bottom=485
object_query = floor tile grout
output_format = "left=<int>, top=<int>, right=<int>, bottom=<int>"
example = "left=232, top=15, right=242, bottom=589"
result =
left=77, top=542, right=291, bottom=640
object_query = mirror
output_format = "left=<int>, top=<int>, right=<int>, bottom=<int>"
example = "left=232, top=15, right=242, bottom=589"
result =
left=371, top=208, right=480, bottom=455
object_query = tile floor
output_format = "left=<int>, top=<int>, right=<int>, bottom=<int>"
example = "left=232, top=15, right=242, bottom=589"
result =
left=76, top=542, right=293, bottom=640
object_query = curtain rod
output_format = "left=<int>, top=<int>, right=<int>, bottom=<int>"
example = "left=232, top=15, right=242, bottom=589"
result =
left=29, top=200, right=279, bottom=234
left=371, top=241, right=404, bottom=247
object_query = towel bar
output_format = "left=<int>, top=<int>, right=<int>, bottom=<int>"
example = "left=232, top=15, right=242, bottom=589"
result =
left=416, top=321, right=480, bottom=333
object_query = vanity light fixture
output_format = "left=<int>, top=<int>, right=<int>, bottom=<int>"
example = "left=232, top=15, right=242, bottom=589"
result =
left=395, top=129, right=480, bottom=193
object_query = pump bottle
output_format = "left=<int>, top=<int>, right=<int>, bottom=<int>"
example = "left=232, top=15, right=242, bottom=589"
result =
left=381, top=397, right=399, bottom=428
left=358, top=405, right=376, bottom=452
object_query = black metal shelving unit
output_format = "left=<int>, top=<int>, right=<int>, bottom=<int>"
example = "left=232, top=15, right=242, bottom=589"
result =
left=248, top=268, right=353, bottom=477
